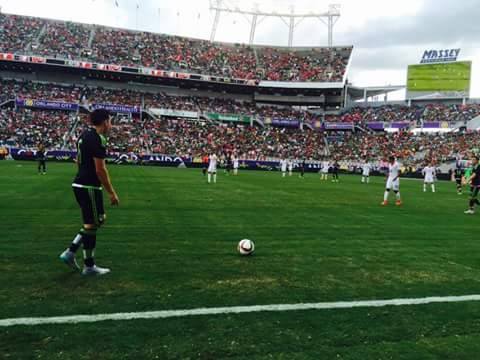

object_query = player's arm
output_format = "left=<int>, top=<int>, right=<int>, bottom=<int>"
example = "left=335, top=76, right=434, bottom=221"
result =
left=94, top=158, right=119, bottom=206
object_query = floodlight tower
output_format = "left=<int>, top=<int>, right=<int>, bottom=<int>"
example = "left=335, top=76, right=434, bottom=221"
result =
left=209, top=1, right=341, bottom=47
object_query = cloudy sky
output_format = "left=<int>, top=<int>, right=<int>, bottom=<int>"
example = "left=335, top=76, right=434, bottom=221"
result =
left=1, top=0, right=479, bottom=98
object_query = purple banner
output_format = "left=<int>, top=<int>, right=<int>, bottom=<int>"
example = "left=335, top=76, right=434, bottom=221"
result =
left=323, top=123, right=354, bottom=131
left=367, top=122, right=384, bottom=130
left=271, top=118, right=300, bottom=127
left=391, top=122, right=410, bottom=129
left=16, top=98, right=79, bottom=111
left=92, top=103, right=141, bottom=114
left=423, top=122, right=440, bottom=128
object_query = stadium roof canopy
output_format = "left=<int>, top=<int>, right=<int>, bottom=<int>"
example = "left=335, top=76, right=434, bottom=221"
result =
left=347, top=85, right=405, bottom=101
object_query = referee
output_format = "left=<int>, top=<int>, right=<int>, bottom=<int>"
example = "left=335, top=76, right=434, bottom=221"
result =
left=60, top=109, right=119, bottom=275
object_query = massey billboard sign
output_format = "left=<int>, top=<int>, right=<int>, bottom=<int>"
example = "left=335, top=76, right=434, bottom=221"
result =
left=420, top=49, right=460, bottom=64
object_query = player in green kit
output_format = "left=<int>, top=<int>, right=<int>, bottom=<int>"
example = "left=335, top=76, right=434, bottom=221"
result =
left=464, top=156, right=480, bottom=215
left=59, top=109, right=120, bottom=275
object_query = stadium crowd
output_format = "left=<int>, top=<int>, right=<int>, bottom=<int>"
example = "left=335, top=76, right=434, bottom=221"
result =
left=0, top=14, right=44, bottom=53
left=36, top=21, right=91, bottom=59
left=0, top=13, right=351, bottom=82
left=3, top=101, right=479, bottom=166
left=1, top=78, right=480, bottom=164
left=0, top=79, right=311, bottom=119
left=143, top=119, right=327, bottom=160
left=0, top=108, right=73, bottom=148
left=329, top=131, right=480, bottom=166
left=330, top=104, right=480, bottom=124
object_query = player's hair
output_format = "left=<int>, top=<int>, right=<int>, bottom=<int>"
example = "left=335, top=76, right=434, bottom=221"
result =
left=90, top=109, right=110, bottom=126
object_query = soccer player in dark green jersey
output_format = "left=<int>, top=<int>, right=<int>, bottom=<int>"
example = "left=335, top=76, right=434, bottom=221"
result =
left=454, top=166, right=464, bottom=195
left=464, top=156, right=480, bottom=215
left=37, top=143, right=47, bottom=175
left=60, top=109, right=120, bottom=275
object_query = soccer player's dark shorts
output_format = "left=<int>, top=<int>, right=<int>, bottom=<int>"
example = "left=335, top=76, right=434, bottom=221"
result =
left=470, top=186, right=480, bottom=199
left=73, top=187, right=105, bottom=226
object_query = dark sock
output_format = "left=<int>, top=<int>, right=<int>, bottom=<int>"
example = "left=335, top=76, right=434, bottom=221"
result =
left=84, top=257, right=95, bottom=267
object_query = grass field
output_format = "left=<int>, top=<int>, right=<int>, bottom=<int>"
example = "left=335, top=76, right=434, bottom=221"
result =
left=1, top=160, right=480, bottom=359
left=407, top=61, right=471, bottom=92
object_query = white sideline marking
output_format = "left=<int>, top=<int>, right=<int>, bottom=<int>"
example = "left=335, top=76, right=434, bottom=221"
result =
left=1, top=295, right=480, bottom=327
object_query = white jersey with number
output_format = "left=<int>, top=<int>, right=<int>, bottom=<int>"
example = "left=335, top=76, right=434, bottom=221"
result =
left=362, top=163, right=372, bottom=176
left=233, top=158, right=239, bottom=169
left=208, top=154, right=217, bottom=173
left=423, top=166, right=436, bottom=183
left=386, top=161, right=400, bottom=190
left=280, top=159, right=287, bottom=172
left=321, top=161, right=329, bottom=173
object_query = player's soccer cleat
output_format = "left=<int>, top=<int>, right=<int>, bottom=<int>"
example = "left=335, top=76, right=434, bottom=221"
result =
left=59, top=249, right=80, bottom=270
left=82, top=265, right=111, bottom=276
left=464, top=209, right=475, bottom=215
left=381, top=200, right=388, bottom=206
left=395, top=200, right=402, bottom=206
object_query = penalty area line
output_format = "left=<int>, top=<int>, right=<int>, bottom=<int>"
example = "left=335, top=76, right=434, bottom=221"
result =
left=2, top=294, right=480, bottom=327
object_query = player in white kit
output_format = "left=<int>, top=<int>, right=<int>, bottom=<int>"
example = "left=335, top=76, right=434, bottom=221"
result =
left=320, top=159, right=329, bottom=181
left=382, top=156, right=402, bottom=206
left=207, top=153, right=218, bottom=184
left=288, top=160, right=293, bottom=176
left=233, top=156, right=239, bottom=176
left=422, top=163, right=436, bottom=192
left=280, top=158, right=288, bottom=177
left=361, top=161, right=372, bottom=184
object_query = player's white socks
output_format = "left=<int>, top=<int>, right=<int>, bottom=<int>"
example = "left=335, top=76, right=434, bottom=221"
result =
left=432, top=184, right=435, bottom=192
left=384, top=191, right=389, bottom=201
left=367, top=177, right=369, bottom=184
left=361, top=177, right=364, bottom=183
left=208, top=173, right=211, bottom=183
left=396, top=192, right=401, bottom=200
left=423, top=184, right=427, bottom=192
left=282, top=172, right=286, bottom=177
left=213, top=174, right=217, bottom=183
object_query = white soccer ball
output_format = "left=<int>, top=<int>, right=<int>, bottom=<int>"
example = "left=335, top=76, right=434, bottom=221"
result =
left=237, top=239, right=255, bottom=256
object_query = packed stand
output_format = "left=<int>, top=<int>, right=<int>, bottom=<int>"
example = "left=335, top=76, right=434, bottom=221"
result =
left=0, top=14, right=45, bottom=53
left=0, top=79, right=82, bottom=103
left=0, top=108, right=74, bottom=148
left=328, top=131, right=480, bottom=166
left=328, top=104, right=480, bottom=124
left=1, top=13, right=352, bottom=82
left=144, top=119, right=327, bottom=160
left=36, top=21, right=91, bottom=59
left=256, top=47, right=351, bottom=82
left=90, top=28, right=258, bottom=79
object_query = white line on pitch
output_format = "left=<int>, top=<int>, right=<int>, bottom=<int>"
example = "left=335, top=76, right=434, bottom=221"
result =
left=1, top=294, right=480, bottom=327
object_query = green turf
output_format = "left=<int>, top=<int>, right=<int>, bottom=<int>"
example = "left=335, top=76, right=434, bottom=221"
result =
left=1, top=161, right=480, bottom=359
left=407, top=61, right=471, bottom=92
